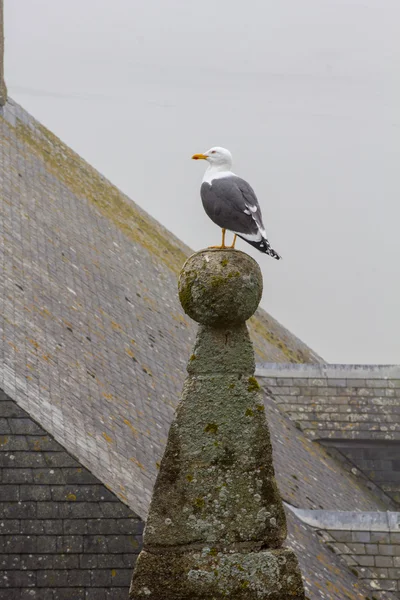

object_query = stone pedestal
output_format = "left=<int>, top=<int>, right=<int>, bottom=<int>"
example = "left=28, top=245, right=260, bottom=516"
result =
left=130, top=249, right=305, bottom=599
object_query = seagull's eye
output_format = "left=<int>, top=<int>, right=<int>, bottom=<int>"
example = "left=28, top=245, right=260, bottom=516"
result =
left=211, top=150, right=216, bottom=154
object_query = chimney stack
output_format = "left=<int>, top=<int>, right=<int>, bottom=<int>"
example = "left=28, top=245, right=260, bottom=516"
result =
left=0, top=0, right=7, bottom=106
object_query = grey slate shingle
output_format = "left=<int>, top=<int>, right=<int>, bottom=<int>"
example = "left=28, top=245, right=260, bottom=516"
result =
left=0, top=388, right=141, bottom=597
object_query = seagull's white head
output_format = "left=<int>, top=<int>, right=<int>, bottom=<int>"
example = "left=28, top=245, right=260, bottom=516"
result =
left=192, top=146, right=233, bottom=169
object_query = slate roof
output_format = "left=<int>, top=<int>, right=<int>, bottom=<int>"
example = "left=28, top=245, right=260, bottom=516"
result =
left=0, top=97, right=396, bottom=598
left=0, top=388, right=142, bottom=600
left=0, top=97, right=321, bottom=520
left=264, top=392, right=395, bottom=513
left=264, top=392, right=397, bottom=599
left=286, top=508, right=397, bottom=600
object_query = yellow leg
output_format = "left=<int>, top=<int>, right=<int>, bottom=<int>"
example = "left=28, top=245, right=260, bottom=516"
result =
left=209, top=228, right=227, bottom=249
left=230, top=234, right=237, bottom=249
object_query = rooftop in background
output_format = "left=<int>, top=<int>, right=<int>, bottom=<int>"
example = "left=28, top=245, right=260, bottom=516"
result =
left=0, top=96, right=398, bottom=599
left=0, top=97, right=322, bottom=520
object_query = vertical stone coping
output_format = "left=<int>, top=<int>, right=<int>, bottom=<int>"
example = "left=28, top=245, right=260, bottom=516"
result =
left=130, top=249, right=305, bottom=599
left=0, top=0, right=7, bottom=106
left=256, top=363, right=400, bottom=379
left=287, top=505, right=400, bottom=531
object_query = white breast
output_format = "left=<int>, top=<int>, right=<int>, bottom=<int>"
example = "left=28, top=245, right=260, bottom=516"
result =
left=202, top=169, right=237, bottom=185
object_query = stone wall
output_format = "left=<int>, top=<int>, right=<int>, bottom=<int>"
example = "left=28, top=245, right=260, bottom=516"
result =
left=0, top=388, right=143, bottom=599
left=257, top=364, right=400, bottom=505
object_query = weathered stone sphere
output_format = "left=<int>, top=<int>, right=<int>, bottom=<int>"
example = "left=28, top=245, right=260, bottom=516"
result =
left=178, top=249, right=263, bottom=325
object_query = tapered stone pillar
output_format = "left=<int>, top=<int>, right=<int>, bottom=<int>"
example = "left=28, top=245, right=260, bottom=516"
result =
left=130, top=249, right=305, bottom=599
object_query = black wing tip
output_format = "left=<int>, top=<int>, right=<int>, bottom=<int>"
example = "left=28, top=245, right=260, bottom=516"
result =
left=267, top=249, right=282, bottom=260
left=238, top=235, right=282, bottom=259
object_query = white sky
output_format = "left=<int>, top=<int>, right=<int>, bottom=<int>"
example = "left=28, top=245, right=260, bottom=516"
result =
left=4, top=0, right=400, bottom=364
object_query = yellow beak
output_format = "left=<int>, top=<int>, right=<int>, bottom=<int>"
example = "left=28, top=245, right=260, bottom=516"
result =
left=192, top=153, right=208, bottom=160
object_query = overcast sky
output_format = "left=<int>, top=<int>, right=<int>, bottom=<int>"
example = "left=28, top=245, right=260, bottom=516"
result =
left=5, top=0, right=400, bottom=363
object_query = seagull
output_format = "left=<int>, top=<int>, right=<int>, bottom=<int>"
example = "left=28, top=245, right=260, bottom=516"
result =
left=192, top=146, right=281, bottom=259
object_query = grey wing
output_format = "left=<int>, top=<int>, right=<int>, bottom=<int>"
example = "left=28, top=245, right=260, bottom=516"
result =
left=200, top=177, right=263, bottom=236
left=232, top=176, right=267, bottom=236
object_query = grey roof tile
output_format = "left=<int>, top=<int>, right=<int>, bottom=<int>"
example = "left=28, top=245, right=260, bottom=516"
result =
left=0, top=390, right=142, bottom=597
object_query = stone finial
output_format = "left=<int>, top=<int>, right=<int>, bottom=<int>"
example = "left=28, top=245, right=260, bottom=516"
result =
left=179, top=249, right=263, bottom=325
left=0, top=0, right=7, bottom=107
left=130, top=249, right=305, bottom=599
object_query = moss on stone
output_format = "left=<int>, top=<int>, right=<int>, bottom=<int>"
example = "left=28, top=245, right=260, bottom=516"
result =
left=210, top=275, right=227, bottom=288
left=204, top=423, right=219, bottom=434
left=178, top=270, right=197, bottom=313
left=247, top=376, right=260, bottom=392
left=179, top=251, right=263, bottom=327
left=193, top=497, right=205, bottom=509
